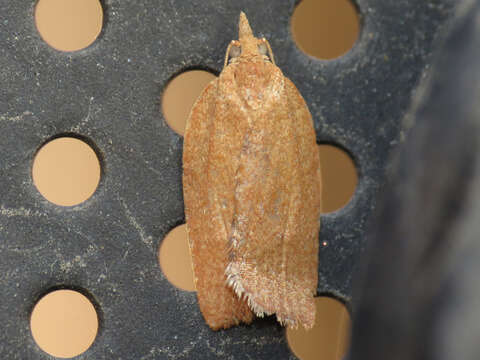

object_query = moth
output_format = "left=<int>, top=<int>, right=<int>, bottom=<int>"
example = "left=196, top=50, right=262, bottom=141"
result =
left=183, top=12, right=321, bottom=330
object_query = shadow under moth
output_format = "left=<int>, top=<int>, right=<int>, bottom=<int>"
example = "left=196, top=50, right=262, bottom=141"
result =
left=183, top=12, right=322, bottom=330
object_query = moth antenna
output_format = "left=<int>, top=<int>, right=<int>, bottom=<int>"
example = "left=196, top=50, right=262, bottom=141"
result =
left=239, top=12, right=254, bottom=39
left=224, top=41, right=233, bottom=68
left=262, top=38, right=276, bottom=65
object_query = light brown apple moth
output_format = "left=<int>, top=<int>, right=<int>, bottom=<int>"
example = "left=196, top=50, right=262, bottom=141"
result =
left=183, top=12, right=321, bottom=330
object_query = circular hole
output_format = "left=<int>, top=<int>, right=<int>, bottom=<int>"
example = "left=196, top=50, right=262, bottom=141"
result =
left=30, top=289, right=99, bottom=358
left=286, top=297, right=351, bottom=360
left=291, top=0, right=360, bottom=59
left=158, top=224, right=196, bottom=292
left=35, top=0, right=103, bottom=52
left=161, top=70, right=216, bottom=136
left=32, top=137, right=101, bottom=206
left=319, top=144, right=357, bottom=213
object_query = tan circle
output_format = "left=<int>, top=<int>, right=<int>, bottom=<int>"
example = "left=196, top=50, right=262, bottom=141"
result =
left=35, top=0, right=103, bottom=52
left=30, top=289, right=98, bottom=358
left=158, top=224, right=196, bottom=292
left=286, top=297, right=351, bottom=360
left=291, top=0, right=359, bottom=59
left=162, top=70, right=216, bottom=136
left=32, top=137, right=101, bottom=206
left=319, top=144, right=357, bottom=213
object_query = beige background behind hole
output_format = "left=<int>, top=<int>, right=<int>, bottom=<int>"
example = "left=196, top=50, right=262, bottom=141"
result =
left=162, top=70, right=216, bottom=136
left=291, top=0, right=359, bottom=59
left=30, top=290, right=98, bottom=358
left=32, top=137, right=101, bottom=206
left=158, top=224, right=196, bottom=292
left=35, top=0, right=103, bottom=52
left=319, top=145, right=358, bottom=213
left=286, top=297, right=351, bottom=360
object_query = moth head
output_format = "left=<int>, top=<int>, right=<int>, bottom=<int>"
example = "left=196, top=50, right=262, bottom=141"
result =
left=225, top=12, right=275, bottom=66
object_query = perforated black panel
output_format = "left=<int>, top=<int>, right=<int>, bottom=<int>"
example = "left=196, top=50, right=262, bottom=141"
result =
left=0, top=0, right=455, bottom=358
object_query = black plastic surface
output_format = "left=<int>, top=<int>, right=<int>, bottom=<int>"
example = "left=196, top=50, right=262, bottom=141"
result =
left=349, top=2, right=480, bottom=360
